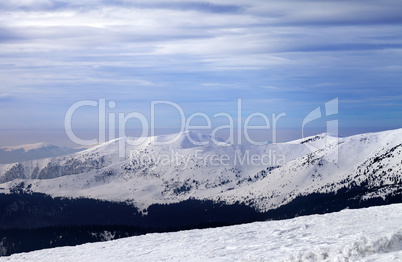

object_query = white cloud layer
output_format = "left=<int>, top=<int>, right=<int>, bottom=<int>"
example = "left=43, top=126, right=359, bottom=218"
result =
left=0, top=0, right=401, bottom=133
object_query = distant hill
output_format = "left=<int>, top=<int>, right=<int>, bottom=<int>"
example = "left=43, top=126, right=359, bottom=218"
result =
left=0, top=143, right=82, bottom=164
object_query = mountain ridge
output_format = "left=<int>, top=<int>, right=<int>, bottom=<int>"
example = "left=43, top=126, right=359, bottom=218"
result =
left=0, top=128, right=401, bottom=212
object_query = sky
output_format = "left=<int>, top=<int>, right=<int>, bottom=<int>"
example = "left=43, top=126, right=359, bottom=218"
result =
left=0, top=0, right=401, bottom=146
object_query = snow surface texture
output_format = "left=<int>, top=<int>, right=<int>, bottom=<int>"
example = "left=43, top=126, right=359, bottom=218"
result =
left=1, top=204, right=402, bottom=262
left=0, top=129, right=402, bottom=211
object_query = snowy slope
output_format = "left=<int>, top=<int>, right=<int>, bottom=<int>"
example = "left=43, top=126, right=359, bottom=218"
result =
left=0, top=129, right=401, bottom=211
left=2, top=203, right=402, bottom=262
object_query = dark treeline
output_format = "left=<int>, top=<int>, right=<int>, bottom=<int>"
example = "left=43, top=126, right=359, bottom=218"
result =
left=1, top=184, right=401, bottom=256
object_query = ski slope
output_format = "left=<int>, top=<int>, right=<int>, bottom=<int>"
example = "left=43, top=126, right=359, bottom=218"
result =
left=1, top=204, right=401, bottom=262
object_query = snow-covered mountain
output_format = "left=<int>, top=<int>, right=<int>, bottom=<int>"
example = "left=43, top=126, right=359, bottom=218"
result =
left=2, top=203, right=402, bottom=262
left=0, top=143, right=82, bottom=164
left=0, top=129, right=401, bottom=212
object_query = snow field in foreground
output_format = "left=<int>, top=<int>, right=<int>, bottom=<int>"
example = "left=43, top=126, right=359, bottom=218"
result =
left=1, top=204, right=402, bottom=262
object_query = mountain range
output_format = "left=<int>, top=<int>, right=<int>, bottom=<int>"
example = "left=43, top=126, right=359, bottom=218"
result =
left=0, top=129, right=401, bottom=212
left=1, top=129, right=402, bottom=255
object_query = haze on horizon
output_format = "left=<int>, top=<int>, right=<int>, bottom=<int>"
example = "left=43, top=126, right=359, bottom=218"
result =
left=0, top=0, right=401, bottom=147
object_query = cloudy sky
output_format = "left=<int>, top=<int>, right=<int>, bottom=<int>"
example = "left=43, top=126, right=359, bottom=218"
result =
left=0, top=0, right=401, bottom=145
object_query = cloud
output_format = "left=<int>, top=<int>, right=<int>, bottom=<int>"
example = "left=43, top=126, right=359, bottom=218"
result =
left=247, top=0, right=402, bottom=26
left=0, top=94, right=14, bottom=102
left=0, top=0, right=245, bottom=14
left=0, top=27, right=26, bottom=43
left=125, top=1, right=245, bottom=14
left=261, top=86, right=278, bottom=90
left=0, top=0, right=401, bottom=133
